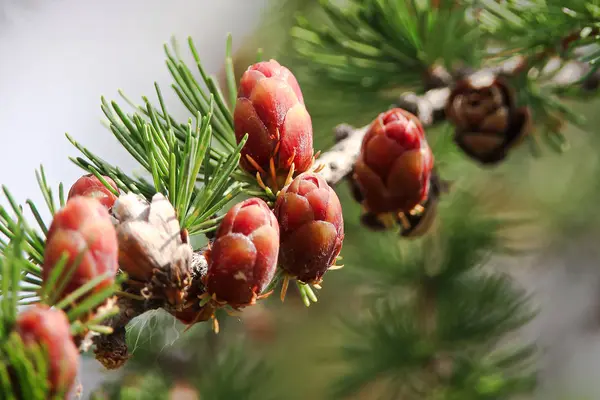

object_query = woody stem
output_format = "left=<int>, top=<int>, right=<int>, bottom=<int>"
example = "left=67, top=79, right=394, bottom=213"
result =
left=317, top=59, right=596, bottom=186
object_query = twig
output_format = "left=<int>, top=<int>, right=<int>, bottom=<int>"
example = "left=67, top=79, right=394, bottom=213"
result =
left=317, top=124, right=369, bottom=187
left=317, top=58, right=597, bottom=186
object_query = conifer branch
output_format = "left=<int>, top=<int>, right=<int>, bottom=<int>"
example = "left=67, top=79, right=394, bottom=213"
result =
left=333, top=187, right=538, bottom=398
left=394, top=59, right=597, bottom=128
left=316, top=56, right=598, bottom=185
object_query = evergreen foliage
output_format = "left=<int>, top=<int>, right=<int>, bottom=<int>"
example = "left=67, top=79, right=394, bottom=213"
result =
left=1, top=0, right=600, bottom=399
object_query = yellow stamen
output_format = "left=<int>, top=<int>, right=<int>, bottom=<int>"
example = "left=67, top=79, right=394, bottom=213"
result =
left=212, top=315, right=220, bottom=334
left=284, top=162, right=295, bottom=187
left=246, top=155, right=266, bottom=176
left=256, top=172, right=268, bottom=191
left=397, top=213, right=411, bottom=230
left=313, top=284, right=322, bottom=290
left=313, top=163, right=325, bottom=173
left=269, top=157, right=279, bottom=192
left=257, top=289, right=274, bottom=300
left=274, top=128, right=280, bottom=141
left=314, top=150, right=322, bottom=160
left=377, top=213, right=395, bottom=229
left=286, top=149, right=296, bottom=168
left=329, top=264, right=344, bottom=270
left=280, top=275, right=290, bottom=303
left=274, top=141, right=281, bottom=156
left=409, top=204, right=425, bottom=216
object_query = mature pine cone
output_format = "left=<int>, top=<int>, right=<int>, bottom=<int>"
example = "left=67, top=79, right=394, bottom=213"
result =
left=111, top=193, right=193, bottom=309
left=68, top=174, right=119, bottom=210
left=15, top=305, right=79, bottom=398
left=205, top=198, right=280, bottom=308
left=234, top=60, right=314, bottom=178
left=274, top=172, right=344, bottom=284
left=43, top=196, right=119, bottom=300
left=446, top=72, right=531, bottom=164
left=353, top=108, right=434, bottom=215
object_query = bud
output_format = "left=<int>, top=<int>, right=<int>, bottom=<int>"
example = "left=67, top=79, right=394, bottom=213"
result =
left=68, top=174, right=119, bottom=210
left=15, top=305, right=79, bottom=397
left=234, top=60, right=314, bottom=179
left=446, top=72, right=531, bottom=164
left=112, top=193, right=193, bottom=309
left=274, top=172, right=344, bottom=284
left=353, top=108, right=434, bottom=215
left=43, top=197, right=119, bottom=300
left=205, top=198, right=279, bottom=308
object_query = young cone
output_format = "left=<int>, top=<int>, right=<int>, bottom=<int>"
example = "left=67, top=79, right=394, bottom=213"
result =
left=274, top=172, right=344, bottom=298
left=43, top=196, right=119, bottom=301
left=353, top=108, right=434, bottom=216
left=204, top=198, right=280, bottom=311
left=234, top=60, right=314, bottom=188
left=446, top=72, right=531, bottom=164
left=15, top=305, right=80, bottom=398
left=68, top=174, right=119, bottom=210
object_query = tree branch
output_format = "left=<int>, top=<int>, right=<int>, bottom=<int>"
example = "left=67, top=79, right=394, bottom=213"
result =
left=317, top=58, right=597, bottom=186
left=90, top=53, right=597, bottom=369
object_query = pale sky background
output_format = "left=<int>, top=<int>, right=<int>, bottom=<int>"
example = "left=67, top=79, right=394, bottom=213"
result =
left=0, top=0, right=268, bottom=222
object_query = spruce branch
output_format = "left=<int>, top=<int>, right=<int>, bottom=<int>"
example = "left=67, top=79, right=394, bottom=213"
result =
left=331, top=182, right=537, bottom=399
left=0, top=231, right=51, bottom=400
left=71, top=91, right=247, bottom=237
left=0, top=168, right=120, bottom=314
left=0, top=167, right=67, bottom=300
left=0, top=226, right=108, bottom=400
left=292, top=0, right=482, bottom=91
left=478, top=0, right=600, bottom=60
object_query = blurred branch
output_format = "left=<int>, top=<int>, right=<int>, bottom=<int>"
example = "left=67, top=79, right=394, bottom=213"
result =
left=396, top=57, right=596, bottom=126
left=317, top=57, right=597, bottom=185
left=317, top=124, right=368, bottom=186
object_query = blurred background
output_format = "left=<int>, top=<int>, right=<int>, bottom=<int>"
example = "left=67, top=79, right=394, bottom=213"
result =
left=2, top=1, right=600, bottom=399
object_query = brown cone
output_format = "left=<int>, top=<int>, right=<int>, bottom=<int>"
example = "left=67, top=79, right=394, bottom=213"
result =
left=446, top=72, right=531, bottom=164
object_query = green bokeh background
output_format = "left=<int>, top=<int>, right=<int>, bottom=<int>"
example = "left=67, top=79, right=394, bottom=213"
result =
left=91, top=2, right=600, bottom=398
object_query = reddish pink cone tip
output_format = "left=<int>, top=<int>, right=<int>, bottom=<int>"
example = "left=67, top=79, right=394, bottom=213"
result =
left=68, top=174, right=119, bottom=210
